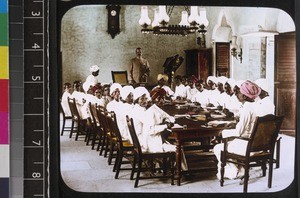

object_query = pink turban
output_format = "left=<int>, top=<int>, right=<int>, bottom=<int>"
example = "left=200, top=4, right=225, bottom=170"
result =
left=240, top=80, right=261, bottom=99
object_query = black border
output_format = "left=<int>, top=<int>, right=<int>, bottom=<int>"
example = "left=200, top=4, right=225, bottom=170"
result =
left=49, top=0, right=299, bottom=197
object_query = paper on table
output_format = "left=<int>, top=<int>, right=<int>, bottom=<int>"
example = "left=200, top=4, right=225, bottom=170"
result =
left=171, top=123, right=184, bottom=129
left=210, top=113, right=226, bottom=119
left=174, top=114, right=188, bottom=118
left=207, top=120, right=232, bottom=127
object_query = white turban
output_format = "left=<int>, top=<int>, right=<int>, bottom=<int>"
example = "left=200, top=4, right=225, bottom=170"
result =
left=133, top=87, right=150, bottom=101
left=226, top=78, right=236, bottom=88
left=157, top=74, right=168, bottom=82
left=89, top=65, right=100, bottom=72
left=236, top=80, right=245, bottom=88
left=207, top=76, right=217, bottom=84
left=218, top=76, right=228, bottom=86
left=120, top=85, right=134, bottom=99
left=255, top=78, right=270, bottom=93
left=110, top=83, right=122, bottom=95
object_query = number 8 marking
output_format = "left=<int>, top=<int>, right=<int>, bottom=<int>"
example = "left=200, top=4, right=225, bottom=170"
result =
left=32, top=172, right=41, bottom=178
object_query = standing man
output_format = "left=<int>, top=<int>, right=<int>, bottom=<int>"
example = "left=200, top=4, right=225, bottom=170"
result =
left=129, top=47, right=150, bottom=85
left=83, top=65, right=100, bottom=93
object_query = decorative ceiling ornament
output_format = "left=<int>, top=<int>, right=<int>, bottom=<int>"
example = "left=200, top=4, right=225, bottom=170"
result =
left=138, top=5, right=209, bottom=36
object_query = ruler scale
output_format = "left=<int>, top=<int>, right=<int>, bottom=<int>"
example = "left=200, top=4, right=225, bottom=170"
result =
left=24, top=0, right=48, bottom=197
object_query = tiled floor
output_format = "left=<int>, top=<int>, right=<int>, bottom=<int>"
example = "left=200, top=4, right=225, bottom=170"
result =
left=59, top=119, right=295, bottom=193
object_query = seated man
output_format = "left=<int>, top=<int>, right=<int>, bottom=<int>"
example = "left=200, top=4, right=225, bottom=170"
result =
left=61, top=82, right=72, bottom=117
left=213, top=80, right=264, bottom=180
left=172, top=75, right=187, bottom=100
left=152, top=74, right=174, bottom=97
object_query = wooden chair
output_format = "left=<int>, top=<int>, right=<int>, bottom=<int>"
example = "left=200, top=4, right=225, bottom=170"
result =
left=126, top=115, right=176, bottom=188
left=88, top=102, right=104, bottom=150
left=220, top=114, right=284, bottom=193
left=60, top=99, right=73, bottom=136
left=67, top=97, right=88, bottom=141
left=106, top=112, right=134, bottom=178
left=96, top=106, right=114, bottom=159
left=111, top=71, right=128, bottom=85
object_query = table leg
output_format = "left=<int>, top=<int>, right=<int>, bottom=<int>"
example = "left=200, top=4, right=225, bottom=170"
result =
left=176, top=140, right=182, bottom=186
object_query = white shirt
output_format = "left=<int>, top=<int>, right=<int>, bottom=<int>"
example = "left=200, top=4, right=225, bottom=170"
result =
left=69, top=91, right=86, bottom=118
left=254, top=96, right=275, bottom=116
left=106, top=100, right=122, bottom=113
left=142, top=104, right=175, bottom=153
left=129, top=104, right=147, bottom=150
left=186, top=86, right=198, bottom=101
left=61, top=91, right=71, bottom=116
left=83, top=74, right=98, bottom=93
left=173, top=84, right=187, bottom=99
left=192, top=89, right=209, bottom=106
left=116, top=102, right=134, bottom=141
left=207, top=89, right=220, bottom=106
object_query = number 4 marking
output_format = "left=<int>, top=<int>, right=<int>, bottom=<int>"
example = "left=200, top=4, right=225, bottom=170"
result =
left=32, top=140, right=41, bottom=146
left=32, top=43, right=40, bottom=49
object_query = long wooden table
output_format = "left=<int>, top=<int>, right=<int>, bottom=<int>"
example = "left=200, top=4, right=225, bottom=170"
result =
left=161, top=104, right=231, bottom=186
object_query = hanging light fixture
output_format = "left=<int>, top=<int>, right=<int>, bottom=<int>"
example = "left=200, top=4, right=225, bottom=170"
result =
left=196, top=8, right=209, bottom=48
left=139, top=5, right=208, bottom=36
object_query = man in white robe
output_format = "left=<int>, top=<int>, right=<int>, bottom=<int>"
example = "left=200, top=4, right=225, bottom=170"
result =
left=61, top=82, right=72, bottom=117
left=117, top=85, right=135, bottom=141
left=83, top=65, right=100, bottom=93
left=213, top=80, right=265, bottom=180
left=106, top=83, right=122, bottom=113
left=172, top=75, right=187, bottom=100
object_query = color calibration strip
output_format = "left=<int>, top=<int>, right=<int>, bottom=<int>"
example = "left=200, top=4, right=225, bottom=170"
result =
left=0, top=0, right=9, bottom=197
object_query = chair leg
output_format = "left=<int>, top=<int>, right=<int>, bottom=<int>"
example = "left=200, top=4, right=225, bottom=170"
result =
left=268, top=156, right=274, bottom=188
left=61, top=117, right=66, bottom=136
left=113, top=149, right=119, bottom=172
left=75, top=122, right=81, bottom=141
left=170, top=157, right=175, bottom=185
left=220, top=152, right=225, bottom=186
left=275, top=138, right=281, bottom=168
left=243, top=165, right=249, bottom=193
left=99, top=134, right=107, bottom=156
left=130, top=155, right=137, bottom=180
left=96, top=134, right=101, bottom=151
left=162, top=158, right=167, bottom=176
left=104, top=137, right=110, bottom=158
left=108, top=141, right=115, bottom=165
left=114, top=151, right=123, bottom=178
left=262, top=160, right=267, bottom=177
left=69, top=120, right=75, bottom=138
left=134, top=160, right=142, bottom=188
left=86, top=128, right=91, bottom=145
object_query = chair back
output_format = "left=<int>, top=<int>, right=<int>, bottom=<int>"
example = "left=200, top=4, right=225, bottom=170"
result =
left=60, top=99, right=66, bottom=117
left=111, top=112, right=126, bottom=146
left=67, top=97, right=81, bottom=121
left=126, top=115, right=142, bottom=154
left=89, top=102, right=99, bottom=126
left=96, top=105, right=111, bottom=133
left=111, top=71, right=128, bottom=85
left=247, top=114, right=284, bottom=153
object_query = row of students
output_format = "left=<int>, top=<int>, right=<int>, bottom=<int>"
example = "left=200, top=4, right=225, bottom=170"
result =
left=61, top=79, right=188, bottom=170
